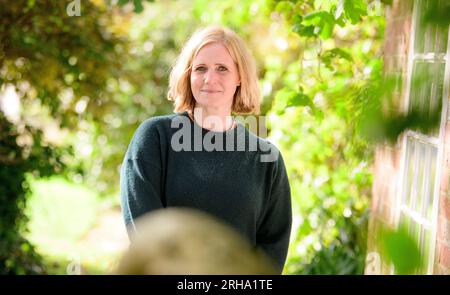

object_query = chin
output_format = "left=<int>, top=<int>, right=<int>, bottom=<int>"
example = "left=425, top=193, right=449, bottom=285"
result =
left=196, top=99, right=223, bottom=107
left=194, top=97, right=232, bottom=110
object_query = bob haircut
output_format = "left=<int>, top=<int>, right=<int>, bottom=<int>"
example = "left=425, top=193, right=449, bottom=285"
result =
left=167, top=26, right=260, bottom=115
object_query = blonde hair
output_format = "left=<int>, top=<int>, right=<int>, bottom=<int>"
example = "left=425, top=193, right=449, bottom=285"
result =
left=167, top=26, right=260, bottom=115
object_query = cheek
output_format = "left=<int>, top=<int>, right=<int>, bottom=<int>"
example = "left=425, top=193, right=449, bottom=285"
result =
left=226, top=80, right=238, bottom=92
left=190, top=75, right=199, bottom=90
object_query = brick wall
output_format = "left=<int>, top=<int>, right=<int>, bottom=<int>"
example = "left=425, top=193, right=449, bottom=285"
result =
left=365, top=0, right=413, bottom=275
left=435, top=122, right=450, bottom=274
left=365, top=0, right=450, bottom=275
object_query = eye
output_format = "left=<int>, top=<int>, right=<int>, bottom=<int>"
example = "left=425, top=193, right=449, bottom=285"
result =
left=194, top=66, right=207, bottom=72
left=218, top=66, right=228, bottom=72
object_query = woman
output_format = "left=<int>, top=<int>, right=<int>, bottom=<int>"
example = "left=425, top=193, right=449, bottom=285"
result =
left=120, top=26, right=292, bottom=273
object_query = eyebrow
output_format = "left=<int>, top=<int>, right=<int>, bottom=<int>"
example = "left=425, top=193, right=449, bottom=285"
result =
left=193, top=63, right=230, bottom=67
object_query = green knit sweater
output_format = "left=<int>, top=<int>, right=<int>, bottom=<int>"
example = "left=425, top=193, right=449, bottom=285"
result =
left=120, top=111, right=292, bottom=272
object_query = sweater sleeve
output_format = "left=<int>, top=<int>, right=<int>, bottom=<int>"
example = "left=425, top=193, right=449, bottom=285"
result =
left=257, top=151, right=292, bottom=274
left=120, top=119, right=165, bottom=238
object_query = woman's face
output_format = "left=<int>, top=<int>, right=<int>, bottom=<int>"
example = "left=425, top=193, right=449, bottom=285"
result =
left=190, top=42, right=240, bottom=112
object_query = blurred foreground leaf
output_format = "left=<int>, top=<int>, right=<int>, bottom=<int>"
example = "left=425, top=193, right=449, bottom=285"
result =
left=379, top=224, right=423, bottom=274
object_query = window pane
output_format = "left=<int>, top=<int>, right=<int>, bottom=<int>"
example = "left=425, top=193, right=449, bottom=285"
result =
left=409, top=140, right=421, bottom=211
left=402, top=139, right=415, bottom=207
left=414, top=0, right=449, bottom=54
left=403, top=138, right=438, bottom=219
left=427, top=147, right=437, bottom=219
left=421, top=228, right=431, bottom=273
left=413, top=142, right=426, bottom=213
left=408, top=61, right=445, bottom=136
left=416, top=144, right=428, bottom=215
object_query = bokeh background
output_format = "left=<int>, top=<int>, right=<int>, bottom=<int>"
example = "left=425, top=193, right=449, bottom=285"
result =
left=1, top=0, right=445, bottom=274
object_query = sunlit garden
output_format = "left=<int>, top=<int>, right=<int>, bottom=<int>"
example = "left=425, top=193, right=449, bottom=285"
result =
left=1, top=0, right=449, bottom=275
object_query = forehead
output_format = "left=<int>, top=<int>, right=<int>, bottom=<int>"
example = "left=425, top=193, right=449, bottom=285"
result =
left=192, top=42, right=235, bottom=65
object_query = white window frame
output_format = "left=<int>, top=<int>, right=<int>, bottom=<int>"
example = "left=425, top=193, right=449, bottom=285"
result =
left=393, top=0, right=450, bottom=275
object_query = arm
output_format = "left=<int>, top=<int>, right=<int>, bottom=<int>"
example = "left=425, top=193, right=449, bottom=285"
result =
left=120, top=119, right=165, bottom=238
left=257, top=152, right=292, bottom=274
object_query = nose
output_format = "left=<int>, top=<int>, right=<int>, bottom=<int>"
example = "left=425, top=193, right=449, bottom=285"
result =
left=204, top=69, right=217, bottom=84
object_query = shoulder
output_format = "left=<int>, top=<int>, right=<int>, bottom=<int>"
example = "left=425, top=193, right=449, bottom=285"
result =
left=127, top=112, right=183, bottom=158
left=132, top=112, right=190, bottom=142
left=244, top=127, right=283, bottom=165
left=135, top=112, right=181, bottom=135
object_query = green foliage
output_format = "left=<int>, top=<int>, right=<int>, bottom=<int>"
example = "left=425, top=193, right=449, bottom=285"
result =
left=299, top=211, right=368, bottom=274
left=342, top=0, right=368, bottom=24
left=0, top=112, right=66, bottom=274
left=357, top=70, right=443, bottom=144
left=269, top=109, right=371, bottom=274
left=25, top=176, right=99, bottom=245
left=422, top=0, right=450, bottom=27
left=265, top=0, right=385, bottom=274
left=302, top=11, right=336, bottom=39
left=116, top=0, right=154, bottom=13
left=274, top=88, right=314, bottom=112
left=24, top=176, right=122, bottom=275
left=0, top=0, right=125, bottom=274
left=1, top=0, right=262, bottom=274
left=378, top=224, right=423, bottom=274
left=320, top=48, right=353, bottom=70
left=268, top=0, right=442, bottom=274
left=0, top=236, right=45, bottom=275
left=3, top=0, right=435, bottom=275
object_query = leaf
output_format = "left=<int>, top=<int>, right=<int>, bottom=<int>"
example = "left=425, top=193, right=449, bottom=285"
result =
left=275, top=0, right=294, bottom=14
left=292, top=15, right=316, bottom=37
left=326, top=48, right=353, bottom=61
left=133, top=0, right=144, bottom=13
left=288, top=92, right=312, bottom=107
left=303, top=11, right=336, bottom=39
left=379, top=225, right=423, bottom=274
left=343, top=0, right=367, bottom=24
left=117, top=0, right=154, bottom=13
left=274, top=88, right=313, bottom=114
left=320, top=48, right=352, bottom=71
left=292, top=23, right=316, bottom=37
left=303, top=11, right=333, bottom=26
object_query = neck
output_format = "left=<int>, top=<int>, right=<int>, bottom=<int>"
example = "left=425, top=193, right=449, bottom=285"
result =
left=189, top=106, right=235, bottom=132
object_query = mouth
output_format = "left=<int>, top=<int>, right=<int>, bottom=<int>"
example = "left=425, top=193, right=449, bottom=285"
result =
left=200, top=90, right=222, bottom=93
